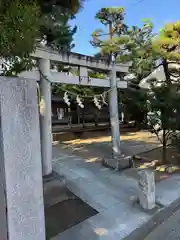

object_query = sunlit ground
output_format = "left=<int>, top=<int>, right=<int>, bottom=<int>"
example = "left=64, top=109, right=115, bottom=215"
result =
left=53, top=130, right=160, bottom=164
left=53, top=130, right=180, bottom=181
left=136, top=145, right=180, bottom=180
left=62, top=130, right=159, bottom=145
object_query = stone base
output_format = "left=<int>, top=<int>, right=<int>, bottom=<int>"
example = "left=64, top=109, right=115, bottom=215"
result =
left=43, top=171, right=66, bottom=185
left=43, top=177, right=74, bottom=208
left=103, top=155, right=132, bottom=170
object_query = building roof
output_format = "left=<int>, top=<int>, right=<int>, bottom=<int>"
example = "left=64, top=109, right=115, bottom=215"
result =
left=139, top=63, right=180, bottom=89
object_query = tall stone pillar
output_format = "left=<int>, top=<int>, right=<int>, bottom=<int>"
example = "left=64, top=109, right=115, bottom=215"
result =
left=0, top=77, right=45, bottom=240
left=103, top=65, right=131, bottom=170
left=108, top=64, right=121, bottom=158
left=39, top=58, right=52, bottom=176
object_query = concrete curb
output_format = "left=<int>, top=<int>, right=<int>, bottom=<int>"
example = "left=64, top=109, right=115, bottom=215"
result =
left=133, top=155, right=151, bottom=162
left=133, top=145, right=163, bottom=162
left=124, top=197, right=180, bottom=240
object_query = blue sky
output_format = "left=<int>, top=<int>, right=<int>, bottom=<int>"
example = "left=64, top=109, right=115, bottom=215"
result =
left=70, top=0, right=180, bottom=55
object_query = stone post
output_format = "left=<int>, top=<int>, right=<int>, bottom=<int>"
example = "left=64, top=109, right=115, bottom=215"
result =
left=138, top=169, right=155, bottom=210
left=103, top=65, right=131, bottom=170
left=39, top=58, right=52, bottom=176
left=0, top=77, right=45, bottom=240
left=108, top=64, right=121, bottom=158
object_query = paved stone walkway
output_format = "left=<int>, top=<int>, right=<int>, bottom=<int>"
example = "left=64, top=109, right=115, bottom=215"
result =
left=52, top=144, right=180, bottom=240
left=145, top=208, right=180, bottom=240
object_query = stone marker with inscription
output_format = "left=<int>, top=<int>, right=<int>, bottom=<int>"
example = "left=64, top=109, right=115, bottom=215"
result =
left=0, top=77, right=45, bottom=240
left=138, top=169, right=155, bottom=210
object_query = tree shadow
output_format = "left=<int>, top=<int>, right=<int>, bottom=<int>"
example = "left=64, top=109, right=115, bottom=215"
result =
left=53, top=130, right=180, bottom=182
left=53, top=130, right=160, bottom=166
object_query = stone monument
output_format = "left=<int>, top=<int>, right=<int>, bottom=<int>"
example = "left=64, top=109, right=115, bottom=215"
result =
left=138, top=169, right=155, bottom=210
left=0, top=77, right=45, bottom=240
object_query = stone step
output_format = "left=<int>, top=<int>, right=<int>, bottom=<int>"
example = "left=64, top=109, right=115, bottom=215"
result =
left=43, top=176, right=75, bottom=208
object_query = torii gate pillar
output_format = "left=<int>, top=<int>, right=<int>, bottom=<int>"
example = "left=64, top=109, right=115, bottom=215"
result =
left=39, top=58, right=52, bottom=176
left=109, top=64, right=121, bottom=157
left=103, top=65, right=131, bottom=170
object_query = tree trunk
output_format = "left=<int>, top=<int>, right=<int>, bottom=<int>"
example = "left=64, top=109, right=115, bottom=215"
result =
left=162, top=129, right=167, bottom=164
left=162, top=59, right=171, bottom=84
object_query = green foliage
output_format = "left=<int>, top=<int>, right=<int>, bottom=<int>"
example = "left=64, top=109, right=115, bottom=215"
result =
left=91, top=10, right=156, bottom=78
left=38, top=0, right=85, bottom=15
left=170, top=133, right=180, bottom=153
left=0, top=0, right=40, bottom=58
left=153, top=21, right=180, bottom=60
left=120, top=20, right=157, bottom=125
left=38, top=0, right=85, bottom=51
left=0, top=0, right=85, bottom=75
left=40, top=5, right=77, bottom=51
left=147, top=83, right=180, bottom=130
left=119, top=19, right=157, bottom=78
left=90, top=7, right=128, bottom=56
left=0, top=0, right=40, bottom=75
left=146, top=77, right=180, bottom=162
left=88, top=71, right=106, bottom=79
left=95, top=7, right=125, bottom=24
left=120, top=86, right=148, bottom=125
left=144, top=20, right=180, bottom=162
left=1, top=57, right=36, bottom=76
left=146, top=20, right=180, bottom=162
left=91, top=9, right=157, bottom=126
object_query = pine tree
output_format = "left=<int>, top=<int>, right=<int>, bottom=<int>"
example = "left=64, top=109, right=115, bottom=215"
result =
left=90, top=7, right=129, bottom=60
left=91, top=12, right=157, bottom=125
left=146, top=78, right=180, bottom=163
left=39, top=0, right=80, bottom=51
left=145, top=20, right=180, bottom=163
left=123, top=19, right=157, bottom=78
left=153, top=21, right=180, bottom=61
left=120, top=20, right=157, bottom=125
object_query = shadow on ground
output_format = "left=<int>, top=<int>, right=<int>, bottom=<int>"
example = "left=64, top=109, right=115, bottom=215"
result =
left=52, top=130, right=180, bottom=182
left=52, top=131, right=161, bottom=183
left=53, top=130, right=160, bottom=163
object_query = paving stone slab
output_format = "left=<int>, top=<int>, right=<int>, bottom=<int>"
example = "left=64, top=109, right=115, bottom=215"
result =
left=156, top=174, right=180, bottom=206
left=66, top=180, right=107, bottom=212
left=52, top=147, right=180, bottom=240
left=52, top=164, right=80, bottom=181
left=51, top=202, right=151, bottom=240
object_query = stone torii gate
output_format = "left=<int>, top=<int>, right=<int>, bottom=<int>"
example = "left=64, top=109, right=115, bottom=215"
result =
left=20, top=46, right=129, bottom=175
left=0, top=46, right=129, bottom=240
left=21, top=46, right=130, bottom=175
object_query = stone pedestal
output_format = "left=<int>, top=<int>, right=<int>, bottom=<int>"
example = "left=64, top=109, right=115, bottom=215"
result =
left=138, top=169, right=155, bottom=210
left=0, top=77, right=45, bottom=240
left=103, top=155, right=131, bottom=170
